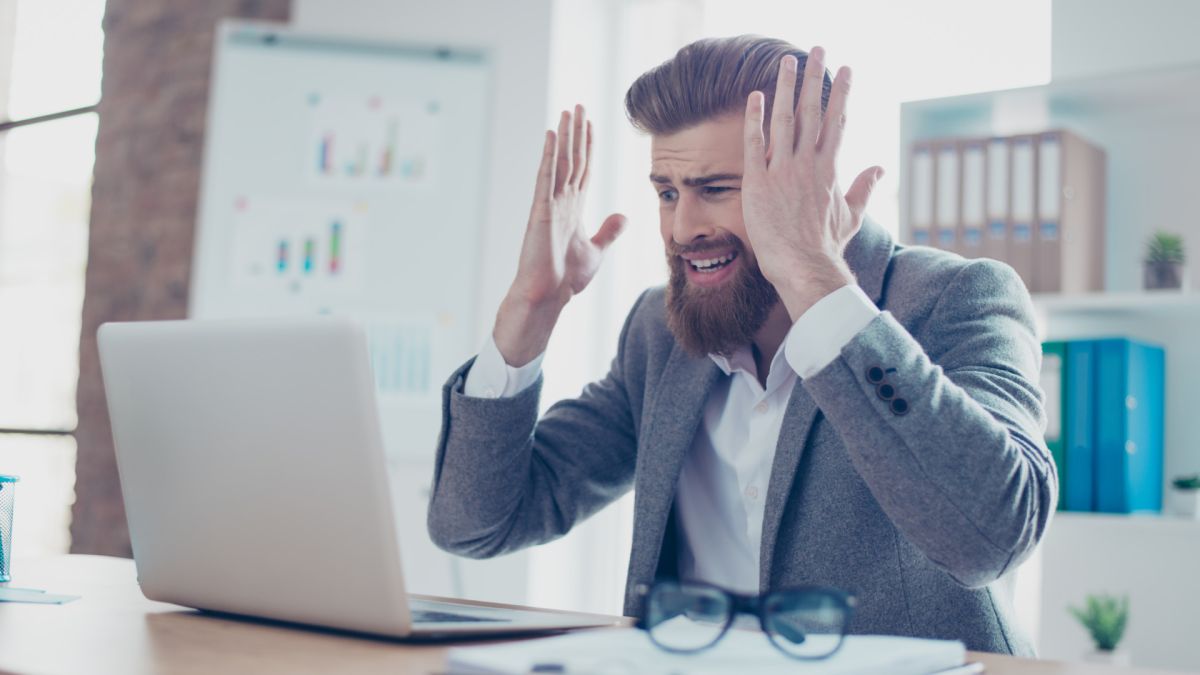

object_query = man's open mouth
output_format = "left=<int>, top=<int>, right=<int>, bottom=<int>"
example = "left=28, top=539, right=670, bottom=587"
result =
left=686, top=251, right=738, bottom=273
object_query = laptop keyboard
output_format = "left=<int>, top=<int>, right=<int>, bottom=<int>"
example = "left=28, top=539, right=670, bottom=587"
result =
left=411, top=609, right=505, bottom=624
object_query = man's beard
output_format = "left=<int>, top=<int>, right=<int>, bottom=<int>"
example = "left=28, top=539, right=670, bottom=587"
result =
left=665, top=235, right=779, bottom=358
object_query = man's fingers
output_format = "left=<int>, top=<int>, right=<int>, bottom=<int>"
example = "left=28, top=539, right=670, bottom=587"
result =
left=796, top=46, right=826, bottom=151
left=846, top=166, right=884, bottom=222
left=532, top=130, right=557, bottom=211
left=590, top=213, right=627, bottom=251
left=769, top=55, right=798, bottom=164
left=744, top=91, right=767, bottom=175
left=579, top=120, right=594, bottom=189
left=571, top=104, right=587, bottom=187
left=818, top=66, right=852, bottom=172
left=555, top=111, right=573, bottom=195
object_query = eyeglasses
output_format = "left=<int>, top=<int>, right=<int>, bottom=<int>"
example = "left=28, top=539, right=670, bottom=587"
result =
left=634, top=580, right=856, bottom=660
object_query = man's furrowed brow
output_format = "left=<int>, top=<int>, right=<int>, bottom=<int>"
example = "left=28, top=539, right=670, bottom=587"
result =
left=648, top=172, right=742, bottom=187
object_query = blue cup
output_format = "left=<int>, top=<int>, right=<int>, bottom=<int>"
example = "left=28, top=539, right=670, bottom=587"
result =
left=0, top=475, right=17, bottom=583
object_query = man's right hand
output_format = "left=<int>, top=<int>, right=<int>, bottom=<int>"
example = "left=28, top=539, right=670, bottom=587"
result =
left=493, top=105, right=626, bottom=367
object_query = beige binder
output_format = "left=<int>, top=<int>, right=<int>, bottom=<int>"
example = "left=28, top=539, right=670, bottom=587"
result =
left=958, top=139, right=987, bottom=259
left=983, top=137, right=1010, bottom=264
left=908, top=141, right=935, bottom=247
left=933, top=141, right=961, bottom=254
left=1007, top=134, right=1037, bottom=290
left=1032, top=130, right=1107, bottom=294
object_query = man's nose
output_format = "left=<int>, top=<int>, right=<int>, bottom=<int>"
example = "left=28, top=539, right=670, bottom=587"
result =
left=671, top=194, right=716, bottom=246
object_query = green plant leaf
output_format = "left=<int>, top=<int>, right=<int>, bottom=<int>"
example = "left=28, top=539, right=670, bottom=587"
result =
left=1068, top=593, right=1129, bottom=651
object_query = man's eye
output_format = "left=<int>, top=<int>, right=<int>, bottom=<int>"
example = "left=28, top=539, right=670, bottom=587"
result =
left=703, top=186, right=733, bottom=196
left=658, top=189, right=678, bottom=203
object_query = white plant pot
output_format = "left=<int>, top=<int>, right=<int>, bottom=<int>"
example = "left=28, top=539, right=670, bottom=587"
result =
left=1084, top=648, right=1132, bottom=666
left=1169, top=489, right=1200, bottom=519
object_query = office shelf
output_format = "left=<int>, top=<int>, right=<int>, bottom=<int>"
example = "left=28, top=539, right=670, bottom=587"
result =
left=900, top=62, right=1200, bottom=295
left=1032, top=290, right=1200, bottom=314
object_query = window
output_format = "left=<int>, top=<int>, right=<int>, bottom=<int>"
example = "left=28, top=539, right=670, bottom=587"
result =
left=0, top=0, right=106, bottom=555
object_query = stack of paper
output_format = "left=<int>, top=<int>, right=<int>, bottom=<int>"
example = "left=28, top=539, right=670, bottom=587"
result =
left=448, top=626, right=965, bottom=674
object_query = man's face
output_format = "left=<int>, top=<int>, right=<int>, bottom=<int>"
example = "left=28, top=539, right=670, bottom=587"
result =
left=651, top=113, right=779, bottom=357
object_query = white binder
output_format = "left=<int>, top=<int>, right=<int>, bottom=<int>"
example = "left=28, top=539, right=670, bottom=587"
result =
left=909, top=142, right=934, bottom=247
left=983, top=137, right=1010, bottom=264
left=960, top=140, right=986, bottom=258
left=934, top=142, right=960, bottom=254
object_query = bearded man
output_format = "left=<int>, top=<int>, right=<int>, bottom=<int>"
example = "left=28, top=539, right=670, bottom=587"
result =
left=427, top=35, right=1054, bottom=655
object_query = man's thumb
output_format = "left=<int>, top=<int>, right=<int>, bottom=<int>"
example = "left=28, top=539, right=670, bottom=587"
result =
left=591, top=213, right=627, bottom=251
left=846, top=166, right=883, bottom=221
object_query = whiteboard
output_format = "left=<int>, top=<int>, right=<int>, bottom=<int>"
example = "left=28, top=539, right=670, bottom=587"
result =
left=191, top=21, right=492, bottom=462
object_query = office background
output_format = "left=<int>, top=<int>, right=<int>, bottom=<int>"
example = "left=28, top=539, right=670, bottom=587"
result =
left=1, top=0, right=1198, bottom=670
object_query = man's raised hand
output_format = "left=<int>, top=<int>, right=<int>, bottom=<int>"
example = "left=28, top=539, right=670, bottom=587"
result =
left=741, top=48, right=883, bottom=320
left=493, top=105, right=626, bottom=367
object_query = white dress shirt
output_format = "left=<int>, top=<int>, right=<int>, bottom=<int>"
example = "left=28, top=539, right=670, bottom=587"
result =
left=463, top=284, right=879, bottom=593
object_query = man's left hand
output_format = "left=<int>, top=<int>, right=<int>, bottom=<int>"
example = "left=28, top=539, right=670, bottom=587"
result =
left=742, top=46, right=883, bottom=320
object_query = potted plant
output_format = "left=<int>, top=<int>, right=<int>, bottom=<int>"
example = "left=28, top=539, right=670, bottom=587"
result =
left=1069, top=594, right=1130, bottom=665
left=1169, top=474, right=1200, bottom=519
left=1144, top=231, right=1186, bottom=290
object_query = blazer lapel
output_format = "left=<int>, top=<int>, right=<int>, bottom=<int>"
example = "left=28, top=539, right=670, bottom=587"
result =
left=630, top=344, right=722, bottom=582
left=758, top=382, right=821, bottom=589
left=758, top=218, right=895, bottom=589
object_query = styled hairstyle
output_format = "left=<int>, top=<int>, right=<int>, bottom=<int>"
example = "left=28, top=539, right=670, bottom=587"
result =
left=624, top=34, right=832, bottom=136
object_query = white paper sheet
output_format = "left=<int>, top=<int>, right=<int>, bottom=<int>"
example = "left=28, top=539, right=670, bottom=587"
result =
left=448, top=626, right=965, bottom=675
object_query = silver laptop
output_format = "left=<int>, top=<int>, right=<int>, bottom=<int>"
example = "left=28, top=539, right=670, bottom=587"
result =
left=98, top=317, right=612, bottom=638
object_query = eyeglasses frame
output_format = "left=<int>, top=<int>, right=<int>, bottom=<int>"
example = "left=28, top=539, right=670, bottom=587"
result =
left=634, top=579, right=858, bottom=660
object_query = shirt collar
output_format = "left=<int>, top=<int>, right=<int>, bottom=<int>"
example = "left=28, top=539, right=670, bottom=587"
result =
left=708, top=344, right=793, bottom=393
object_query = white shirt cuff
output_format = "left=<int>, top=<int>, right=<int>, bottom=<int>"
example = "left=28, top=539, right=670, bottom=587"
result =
left=462, top=333, right=544, bottom=399
left=783, top=284, right=880, bottom=379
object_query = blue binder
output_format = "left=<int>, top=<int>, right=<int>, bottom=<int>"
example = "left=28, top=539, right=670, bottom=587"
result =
left=1064, top=341, right=1096, bottom=511
left=1093, top=338, right=1165, bottom=514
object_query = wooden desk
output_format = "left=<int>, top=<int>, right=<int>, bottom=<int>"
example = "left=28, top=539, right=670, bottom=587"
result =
left=0, top=555, right=1185, bottom=674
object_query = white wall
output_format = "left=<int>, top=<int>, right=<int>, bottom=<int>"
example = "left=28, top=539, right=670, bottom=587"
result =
left=1052, top=0, right=1200, bottom=78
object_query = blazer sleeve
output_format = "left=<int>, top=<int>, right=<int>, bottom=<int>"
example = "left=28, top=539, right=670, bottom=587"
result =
left=801, top=259, right=1056, bottom=588
left=426, top=292, right=648, bottom=558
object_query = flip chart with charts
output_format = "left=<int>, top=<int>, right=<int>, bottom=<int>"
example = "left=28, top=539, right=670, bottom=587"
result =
left=191, top=21, right=491, bottom=461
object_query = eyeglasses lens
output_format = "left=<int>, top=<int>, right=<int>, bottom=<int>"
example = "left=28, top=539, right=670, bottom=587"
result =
left=762, top=591, right=848, bottom=658
left=645, top=582, right=731, bottom=652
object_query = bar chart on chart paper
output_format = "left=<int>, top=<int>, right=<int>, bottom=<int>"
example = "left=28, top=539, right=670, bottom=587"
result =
left=229, top=196, right=369, bottom=297
left=307, top=93, right=440, bottom=188
left=366, top=321, right=435, bottom=400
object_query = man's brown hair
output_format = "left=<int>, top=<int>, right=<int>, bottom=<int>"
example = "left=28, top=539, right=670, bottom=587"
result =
left=624, top=34, right=831, bottom=136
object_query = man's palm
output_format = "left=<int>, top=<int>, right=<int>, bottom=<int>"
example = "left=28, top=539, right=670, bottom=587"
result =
left=512, top=106, right=625, bottom=309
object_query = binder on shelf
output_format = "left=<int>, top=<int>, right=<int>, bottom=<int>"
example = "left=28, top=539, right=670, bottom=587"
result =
left=1033, top=130, right=1107, bottom=294
left=1041, top=341, right=1068, bottom=510
left=1064, top=340, right=1096, bottom=512
left=1008, top=134, right=1037, bottom=290
left=959, top=139, right=986, bottom=259
left=908, top=141, right=935, bottom=247
left=934, top=141, right=960, bottom=254
left=983, top=137, right=1010, bottom=264
left=1093, top=338, right=1164, bottom=514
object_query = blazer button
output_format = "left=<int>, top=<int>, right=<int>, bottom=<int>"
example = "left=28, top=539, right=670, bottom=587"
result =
left=876, top=383, right=896, bottom=400
left=866, top=366, right=885, bottom=384
left=890, top=398, right=910, bottom=416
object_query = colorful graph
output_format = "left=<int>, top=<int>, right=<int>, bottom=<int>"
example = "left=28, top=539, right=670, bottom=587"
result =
left=308, top=94, right=438, bottom=187
left=230, top=197, right=368, bottom=294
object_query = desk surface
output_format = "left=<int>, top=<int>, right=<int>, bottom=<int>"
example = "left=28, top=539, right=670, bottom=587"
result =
left=0, top=555, right=1186, bottom=675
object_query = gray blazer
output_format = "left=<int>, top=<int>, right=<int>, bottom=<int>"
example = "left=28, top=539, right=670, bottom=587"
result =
left=428, top=219, right=1054, bottom=655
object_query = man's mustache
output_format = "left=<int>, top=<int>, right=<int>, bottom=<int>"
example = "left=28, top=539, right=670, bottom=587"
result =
left=667, top=235, right=744, bottom=257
